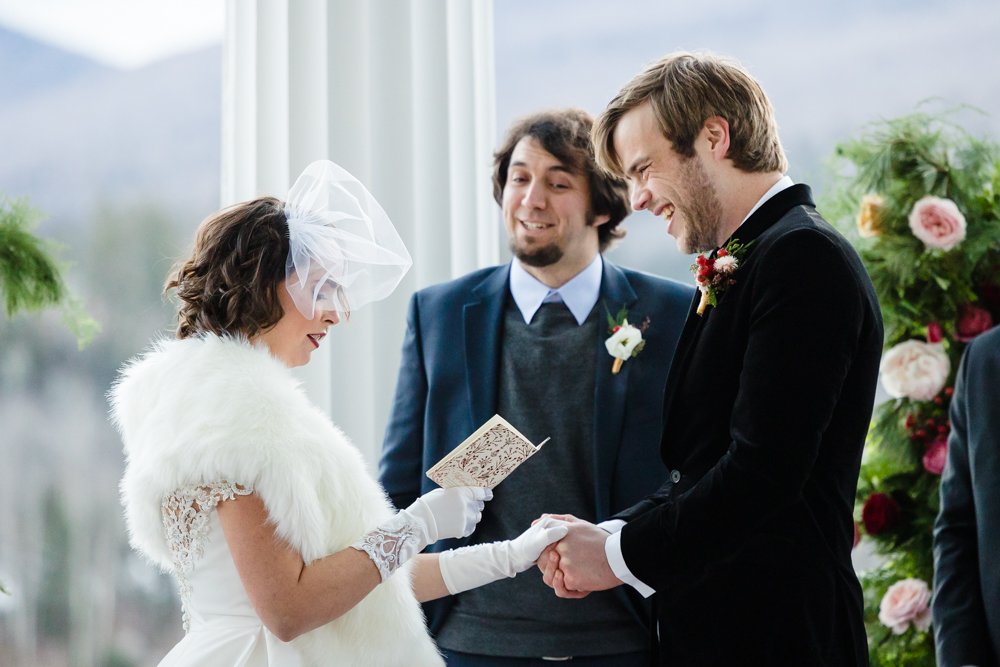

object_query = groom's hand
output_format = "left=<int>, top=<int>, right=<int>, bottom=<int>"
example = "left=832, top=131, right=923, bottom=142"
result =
left=536, top=514, right=622, bottom=598
left=535, top=514, right=590, bottom=599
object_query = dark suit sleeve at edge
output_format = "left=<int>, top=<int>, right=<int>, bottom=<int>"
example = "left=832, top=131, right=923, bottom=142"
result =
left=932, top=343, right=995, bottom=667
left=619, top=229, right=869, bottom=591
left=378, top=292, right=428, bottom=510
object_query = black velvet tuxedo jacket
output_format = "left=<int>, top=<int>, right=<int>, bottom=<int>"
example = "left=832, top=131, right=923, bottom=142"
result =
left=933, top=325, right=1000, bottom=667
left=615, top=185, right=883, bottom=665
left=378, top=259, right=693, bottom=633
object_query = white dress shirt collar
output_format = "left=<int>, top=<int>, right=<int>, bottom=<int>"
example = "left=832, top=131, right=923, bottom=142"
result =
left=509, top=254, right=603, bottom=325
left=737, top=175, right=794, bottom=231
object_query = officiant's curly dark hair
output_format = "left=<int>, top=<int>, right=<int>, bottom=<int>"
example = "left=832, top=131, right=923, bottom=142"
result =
left=166, top=197, right=290, bottom=339
left=492, top=109, right=629, bottom=251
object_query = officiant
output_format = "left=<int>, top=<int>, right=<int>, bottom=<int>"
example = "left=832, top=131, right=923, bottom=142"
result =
left=378, top=108, right=692, bottom=665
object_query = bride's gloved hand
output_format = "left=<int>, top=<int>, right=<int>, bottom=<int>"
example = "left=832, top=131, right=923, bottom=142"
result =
left=438, top=517, right=570, bottom=595
left=405, top=486, right=492, bottom=546
left=352, top=487, right=492, bottom=581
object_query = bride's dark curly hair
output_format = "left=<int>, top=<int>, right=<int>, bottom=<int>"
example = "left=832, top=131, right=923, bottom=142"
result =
left=166, top=197, right=290, bottom=339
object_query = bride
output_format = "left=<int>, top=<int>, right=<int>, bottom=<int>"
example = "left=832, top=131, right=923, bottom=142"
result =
left=110, top=161, right=567, bottom=666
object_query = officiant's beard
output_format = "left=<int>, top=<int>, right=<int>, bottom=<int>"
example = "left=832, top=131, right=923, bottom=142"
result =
left=511, top=241, right=563, bottom=268
left=510, top=212, right=599, bottom=268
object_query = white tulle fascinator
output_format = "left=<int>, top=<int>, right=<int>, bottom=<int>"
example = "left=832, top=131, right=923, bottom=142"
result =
left=283, top=160, right=412, bottom=318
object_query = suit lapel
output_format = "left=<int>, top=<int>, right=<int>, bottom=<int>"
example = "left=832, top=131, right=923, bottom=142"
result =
left=463, top=266, right=509, bottom=428
left=659, top=292, right=703, bottom=434
left=593, top=262, right=638, bottom=518
left=660, top=184, right=817, bottom=440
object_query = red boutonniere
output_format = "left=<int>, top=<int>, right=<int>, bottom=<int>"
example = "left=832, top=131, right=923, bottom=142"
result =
left=691, top=239, right=754, bottom=316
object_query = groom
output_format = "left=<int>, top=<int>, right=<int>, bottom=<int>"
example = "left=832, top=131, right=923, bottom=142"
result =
left=539, top=52, right=883, bottom=665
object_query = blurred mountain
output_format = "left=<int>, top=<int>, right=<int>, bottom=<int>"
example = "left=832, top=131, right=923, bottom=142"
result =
left=1, top=1, right=998, bottom=278
left=0, top=28, right=220, bottom=232
left=493, top=0, right=1000, bottom=281
left=0, top=25, right=110, bottom=100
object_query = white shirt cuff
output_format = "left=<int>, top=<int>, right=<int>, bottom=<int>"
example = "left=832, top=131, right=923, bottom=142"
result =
left=597, top=519, right=626, bottom=534
left=604, top=530, right=655, bottom=598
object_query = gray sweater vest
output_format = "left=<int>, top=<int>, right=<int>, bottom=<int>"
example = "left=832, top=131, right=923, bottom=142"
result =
left=435, top=299, right=647, bottom=657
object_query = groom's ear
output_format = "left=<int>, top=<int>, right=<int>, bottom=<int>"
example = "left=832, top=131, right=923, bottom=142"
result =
left=701, top=116, right=731, bottom=160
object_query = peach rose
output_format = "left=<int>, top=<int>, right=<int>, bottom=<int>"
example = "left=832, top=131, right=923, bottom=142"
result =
left=857, top=194, right=885, bottom=238
left=908, top=196, right=966, bottom=251
left=878, top=578, right=932, bottom=635
left=879, top=340, right=950, bottom=401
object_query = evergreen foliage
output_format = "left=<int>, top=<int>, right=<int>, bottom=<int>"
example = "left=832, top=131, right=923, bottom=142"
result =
left=0, top=197, right=99, bottom=346
left=0, top=198, right=65, bottom=316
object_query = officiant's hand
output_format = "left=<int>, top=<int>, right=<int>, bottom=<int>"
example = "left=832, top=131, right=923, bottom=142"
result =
left=406, top=486, right=493, bottom=546
left=536, top=514, right=622, bottom=598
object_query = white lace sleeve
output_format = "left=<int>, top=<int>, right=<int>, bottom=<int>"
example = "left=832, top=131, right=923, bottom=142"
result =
left=161, top=481, right=253, bottom=631
left=351, top=512, right=417, bottom=582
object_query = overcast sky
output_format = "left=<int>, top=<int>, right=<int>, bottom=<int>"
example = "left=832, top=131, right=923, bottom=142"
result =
left=0, top=0, right=224, bottom=69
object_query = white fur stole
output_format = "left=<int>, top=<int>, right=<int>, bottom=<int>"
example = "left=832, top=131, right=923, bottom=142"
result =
left=110, top=334, right=442, bottom=666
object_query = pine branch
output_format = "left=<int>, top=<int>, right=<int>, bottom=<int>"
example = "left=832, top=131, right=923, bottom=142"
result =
left=0, top=198, right=66, bottom=316
left=0, top=197, right=101, bottom=347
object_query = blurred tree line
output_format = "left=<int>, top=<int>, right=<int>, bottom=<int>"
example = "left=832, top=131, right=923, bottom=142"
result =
left=1, top=199, right=197, bottom=666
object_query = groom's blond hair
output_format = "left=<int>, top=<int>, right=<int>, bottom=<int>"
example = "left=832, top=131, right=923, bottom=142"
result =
left=593, top=52, right=788, bottom=177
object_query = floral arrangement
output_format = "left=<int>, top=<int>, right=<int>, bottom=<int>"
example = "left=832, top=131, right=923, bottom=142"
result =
left=825, top=107, right=1000, bottom=665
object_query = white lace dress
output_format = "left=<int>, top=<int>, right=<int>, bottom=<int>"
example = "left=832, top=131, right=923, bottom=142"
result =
left=158, top=482, right=304, bottom=667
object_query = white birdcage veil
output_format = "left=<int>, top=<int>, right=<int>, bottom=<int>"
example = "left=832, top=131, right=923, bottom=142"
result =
left=283, top=160, right=412, bottom=318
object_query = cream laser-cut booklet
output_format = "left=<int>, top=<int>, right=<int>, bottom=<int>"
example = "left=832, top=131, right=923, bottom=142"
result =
left=425, top=414, right=549, bottom=489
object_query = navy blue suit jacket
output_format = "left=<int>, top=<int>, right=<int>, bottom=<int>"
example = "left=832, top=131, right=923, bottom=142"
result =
left=378, top=259, right=692, bottom=631
left=933, top=325, right=1000, bottom=667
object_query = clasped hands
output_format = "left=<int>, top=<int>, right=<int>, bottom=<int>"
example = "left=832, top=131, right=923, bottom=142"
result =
left=384, top=490, right=623, bottom=597
left=532, top=514, right=623, bottom=599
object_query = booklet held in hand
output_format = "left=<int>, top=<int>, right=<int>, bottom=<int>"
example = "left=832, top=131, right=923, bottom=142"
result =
left=426, top=414, right=549, bottom=489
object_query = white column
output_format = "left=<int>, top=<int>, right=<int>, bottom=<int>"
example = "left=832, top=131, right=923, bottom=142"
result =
left=222, top=0, right=497, bottom=464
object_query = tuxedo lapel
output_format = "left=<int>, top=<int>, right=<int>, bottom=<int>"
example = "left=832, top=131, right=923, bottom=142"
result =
left=660, top=184, right=817, bottom=443
left=593, top=262, right=638, bottom=518
left=659, top=291, right=702, bottom=434
left=463, top=266, right=509, bottom=428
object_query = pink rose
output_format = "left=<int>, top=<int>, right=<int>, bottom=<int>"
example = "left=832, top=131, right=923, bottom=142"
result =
left=878, top=578, right=932, bottom=635
left=955, top=304, right=994, bottom=342
left=908, top=196, right=966, bottom=250
left=922, top=438, right=948, bottom=475
left=879, top=340, right=950, bottom=401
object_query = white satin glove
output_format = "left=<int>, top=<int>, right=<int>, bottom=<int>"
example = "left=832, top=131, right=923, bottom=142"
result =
left=353, top=487, right=492, bottom=581
left=405, top=486, right=492, bottom=546
left=438, top=517, right=570, bottom=595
